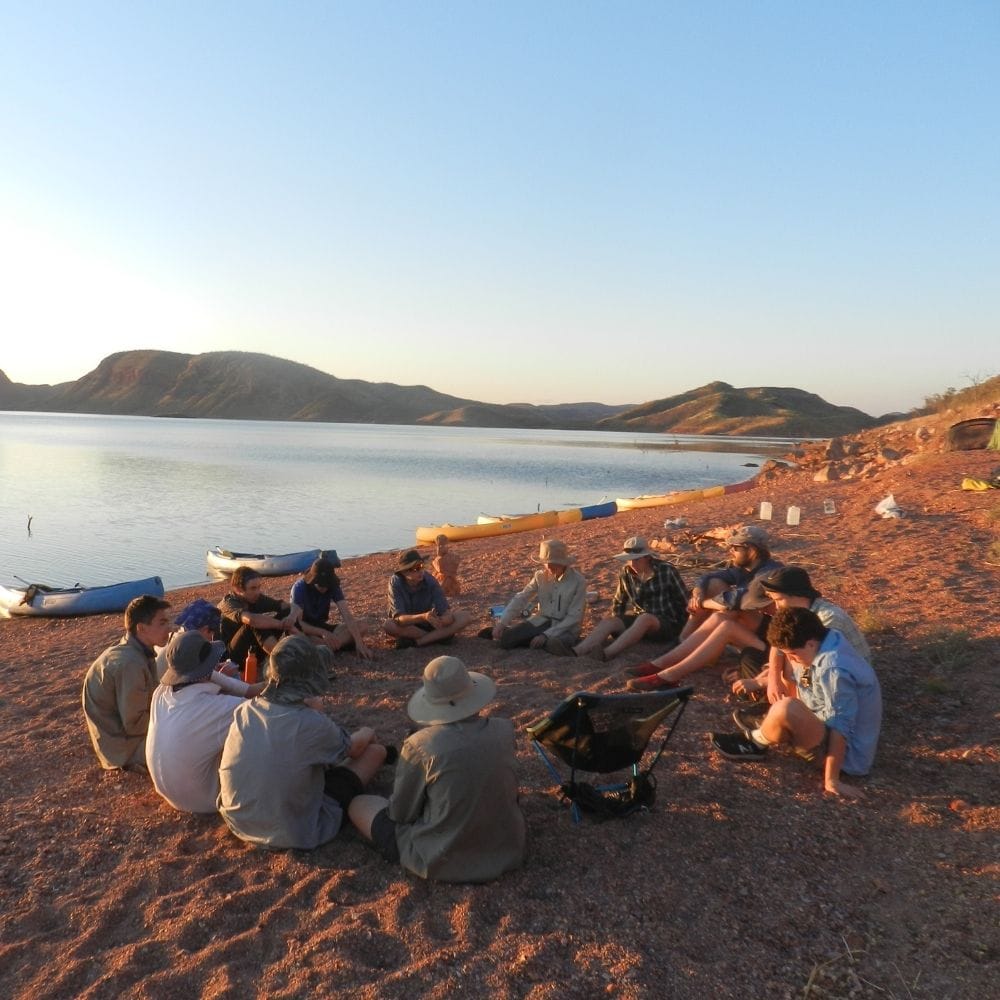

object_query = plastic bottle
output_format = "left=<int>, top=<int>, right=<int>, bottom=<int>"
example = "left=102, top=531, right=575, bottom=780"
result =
left=243, top=649, right=259, bottom=684
left=759, top=501, right=772, bottom=521
left=786, top=505, right=801, bottom=526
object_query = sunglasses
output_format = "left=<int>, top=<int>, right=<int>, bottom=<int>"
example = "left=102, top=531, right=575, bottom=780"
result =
left=623, top=546, right=646, bottom=555
left=403, top=564, right=424, bottom=573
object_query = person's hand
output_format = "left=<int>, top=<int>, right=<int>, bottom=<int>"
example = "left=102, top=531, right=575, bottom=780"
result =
left=355, top=639, right=375, bottom=661
left=529, top=635, right=547, bottom=649
left=824, top=778, right=863, bottom=800
left=766, top=676, right=786, bottom=703
left=218, top=659, right=240, bottom=678
left=246, top=681, right=266, bottom=697
left=731, top=677, right=760, bottom=697
left=686, top=590, right=703, bottom=614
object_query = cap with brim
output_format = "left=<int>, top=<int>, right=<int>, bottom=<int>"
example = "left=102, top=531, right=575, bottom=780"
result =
left=161, top=630, right=226, bottom=685
left=728, top=525, right=770, bottom=549
left=407, top=656, right=496, bottom=725
left=613, top=536, right=658, bottom=561
left=760, top=566, right=820, bottom=600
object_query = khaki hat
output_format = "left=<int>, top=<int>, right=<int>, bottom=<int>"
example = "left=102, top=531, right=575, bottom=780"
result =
left=160, top=630, right=226, bottom=686
left=407, top=656, right=497, bottom=725
left=739, top=578, right=776, bottom=611
left=531, top=539, right=576, bottom=566
left=613, top=536, right=658, bottom=561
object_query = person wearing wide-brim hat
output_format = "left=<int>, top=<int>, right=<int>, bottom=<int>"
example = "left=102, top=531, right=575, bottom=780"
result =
left=383, top=549, right=473, bottom=650
left=146, top=630, right=253, bottom=815
left=218, top=635, right=394, bottom=850
left=349, top=656, right=526, bottom=883
left=554, top=536, right=688, bottom=662
left=486, top=539, right=588, bottom=652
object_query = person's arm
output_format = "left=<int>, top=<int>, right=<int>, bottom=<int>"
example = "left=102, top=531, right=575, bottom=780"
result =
left=387, top=742, right=428, bottom=825
left=116, top=662, right=155, bottom=738
left=609, top=573, right=628, bottom=620
left=765, top=648, right=794, bottom=703
left=335, top=599, right=373, bottom=658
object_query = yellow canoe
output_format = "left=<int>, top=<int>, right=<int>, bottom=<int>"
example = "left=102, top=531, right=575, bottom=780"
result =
left=416, top=508, right=580, bottom=544
left=616, top=475, right=757, bottom=511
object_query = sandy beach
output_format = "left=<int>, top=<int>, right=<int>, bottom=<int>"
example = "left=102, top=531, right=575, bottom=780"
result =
left=1, top=407, right=997, bottom=999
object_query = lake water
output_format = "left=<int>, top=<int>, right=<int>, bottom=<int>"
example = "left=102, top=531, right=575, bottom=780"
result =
left=0, top=412, right=792, bottom=591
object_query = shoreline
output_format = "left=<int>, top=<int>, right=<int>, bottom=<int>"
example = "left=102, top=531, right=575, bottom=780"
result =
left=1, top=409, right=997, bottom=998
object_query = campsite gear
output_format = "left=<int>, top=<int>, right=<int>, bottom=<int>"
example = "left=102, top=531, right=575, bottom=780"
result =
left=759, top=501, right=773, bottom=521
left=244, top=649, right=259, bottom=685
left=874, top=495, right=903, bottom=519
left=944, top=417, right=999, bottom=451
left=527, top=687, right=692, bottom=823
left=786, top=506, right=801, bottom=526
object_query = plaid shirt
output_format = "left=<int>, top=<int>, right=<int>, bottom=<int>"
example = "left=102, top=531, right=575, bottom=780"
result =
left=611, top=560, right=689, bottom=635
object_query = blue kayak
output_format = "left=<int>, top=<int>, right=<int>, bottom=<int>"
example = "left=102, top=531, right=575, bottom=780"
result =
left=0, top=575, right=166, bottom=618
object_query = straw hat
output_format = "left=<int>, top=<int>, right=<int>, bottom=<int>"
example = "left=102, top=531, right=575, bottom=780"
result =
left=531, top=539, right=576, bottom=566
left=407, top=656, right=497, bottom=725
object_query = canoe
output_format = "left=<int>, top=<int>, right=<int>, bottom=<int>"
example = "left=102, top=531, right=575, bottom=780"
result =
left=206, top=547, right=339, bottom=577
left=0, top=575, right=165, bottom=618
left=416, top=511, right=562, bottom=544
left=477, top=500, right=616, bottom=527
left=616, top=476, right=757, bottom=511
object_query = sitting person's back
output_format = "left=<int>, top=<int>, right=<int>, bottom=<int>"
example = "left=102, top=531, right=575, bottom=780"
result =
left=218, top=635, right=389, bottom=850
left=350, top=656, right=526, bottom=882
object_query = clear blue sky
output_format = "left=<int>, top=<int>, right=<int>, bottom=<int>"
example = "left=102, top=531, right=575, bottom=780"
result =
left=1, top=2, right=997, bottom=416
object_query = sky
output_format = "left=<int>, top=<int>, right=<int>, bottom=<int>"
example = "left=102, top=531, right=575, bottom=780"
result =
left=1, top=2, right=997, bottom=417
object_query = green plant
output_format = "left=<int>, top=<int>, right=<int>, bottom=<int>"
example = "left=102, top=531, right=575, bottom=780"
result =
left=855, top=606, right=890, bottom=634
left=919, top=628, right=977, bottom=693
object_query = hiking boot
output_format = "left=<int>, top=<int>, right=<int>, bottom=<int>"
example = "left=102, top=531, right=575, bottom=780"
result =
left=394, top=637, right=416, bottom=650
left=732, top=703, right=769, bottom=736
left=710, top=731, right=768, bottom=761
left=623, top=660, right=661, bottom=678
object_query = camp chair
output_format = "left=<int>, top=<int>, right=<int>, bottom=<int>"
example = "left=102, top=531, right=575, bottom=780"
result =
left=526, top=687, right=693, bottom=823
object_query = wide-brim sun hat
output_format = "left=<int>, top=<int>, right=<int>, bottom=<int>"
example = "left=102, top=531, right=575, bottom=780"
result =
left=531, top=538, right=576, bottom=566
left=739, top=578, right=777, bottom=611
left=613, top=536, right=658, bottom=561
left=161, top=630, right=226, bottom=685
left=407, top=655, right=497, bottom=725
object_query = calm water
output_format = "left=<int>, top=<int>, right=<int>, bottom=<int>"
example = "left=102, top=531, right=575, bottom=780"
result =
left=0, top=412, right=789, bottom=591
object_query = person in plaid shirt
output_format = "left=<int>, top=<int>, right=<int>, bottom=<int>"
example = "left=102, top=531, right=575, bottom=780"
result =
left=548, top=536, right=688, bottom=661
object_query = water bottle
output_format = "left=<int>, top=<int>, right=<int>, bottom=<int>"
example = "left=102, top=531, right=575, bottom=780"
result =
left=786, top=505, right=801, bottom=526
left=759, top=502, right=772, bottom=521
left=243, top=649, right=259, bottom=684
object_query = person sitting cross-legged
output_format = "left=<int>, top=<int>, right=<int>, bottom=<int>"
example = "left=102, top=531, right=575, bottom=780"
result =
left=710, top=606, right=882, bottom=799
left=489, top=539, right=587, bottom=653
left=290, top=557, right=374, bottom=660
left=218, top=635, right=393, bottom=850
left=555, top=536, right=687, bottom=662
left=349, top=655, right=526, bottom=883
left=383, top=549, right=472, bottom=649
left=218, top=567, right=299, bottom=665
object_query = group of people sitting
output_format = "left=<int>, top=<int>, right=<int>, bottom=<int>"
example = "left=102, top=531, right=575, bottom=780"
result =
left=80, top=520, right=882, bottom=883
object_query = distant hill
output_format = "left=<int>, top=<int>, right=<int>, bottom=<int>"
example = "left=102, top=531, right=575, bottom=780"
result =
left=0, top=352, right=876, bottom=436
left=596, top=381, right=878, bottom=438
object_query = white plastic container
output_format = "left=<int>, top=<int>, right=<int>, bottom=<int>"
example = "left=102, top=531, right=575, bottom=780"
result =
left=823, top=499, right=836, bottom=515
left=786, top=505, right=801, bottom=526
left=759, top=501, right=773, bottom=521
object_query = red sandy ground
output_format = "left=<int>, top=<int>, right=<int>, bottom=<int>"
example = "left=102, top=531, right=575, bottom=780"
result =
left=0, top=409, right=997, bottom=999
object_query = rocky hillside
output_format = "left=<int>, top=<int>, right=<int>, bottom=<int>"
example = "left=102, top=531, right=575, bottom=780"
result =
left=597, top=380, right=878, bottom=437
left=0, top=351, right=876, bottom=436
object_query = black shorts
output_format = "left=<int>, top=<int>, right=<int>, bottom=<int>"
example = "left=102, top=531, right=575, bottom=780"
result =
left=370, top=807, right=401, bottom=862
left=324, top=766, right=364, bottom=808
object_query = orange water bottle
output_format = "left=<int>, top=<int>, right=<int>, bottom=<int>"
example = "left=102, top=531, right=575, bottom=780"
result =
left=243, top=649, right=259, bottom=684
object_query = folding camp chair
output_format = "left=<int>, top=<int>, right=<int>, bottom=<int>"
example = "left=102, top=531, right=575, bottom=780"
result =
left=526, top=686, right=693, bottom=823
